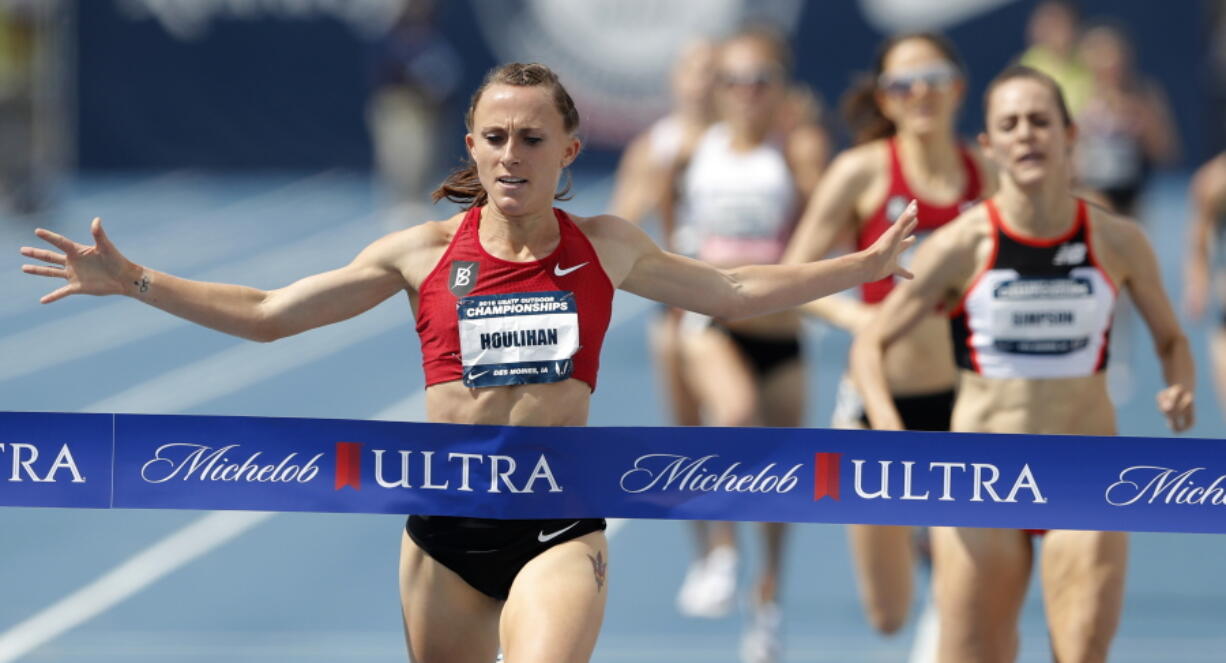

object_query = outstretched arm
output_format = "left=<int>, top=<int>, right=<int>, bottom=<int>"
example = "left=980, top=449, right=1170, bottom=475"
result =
left=21, top=218, right=411, bottom=342
left=616, top=201, right=917, bottom=320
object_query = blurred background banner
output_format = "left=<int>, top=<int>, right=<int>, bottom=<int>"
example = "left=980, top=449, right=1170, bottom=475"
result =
left=468, top=0, right=805, bottom=148
left=63, top=0, right=1205, bottom=173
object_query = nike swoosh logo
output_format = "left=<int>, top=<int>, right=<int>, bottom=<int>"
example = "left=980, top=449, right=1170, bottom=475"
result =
left=537, top=521, right=580, bottom=543
left=553, top=262, right=588, bottom=277
left=469, top=370, right=489, bottom=379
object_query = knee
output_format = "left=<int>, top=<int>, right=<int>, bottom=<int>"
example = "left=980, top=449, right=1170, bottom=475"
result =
left=714, top=406, right=757, bottom=428
left=1052, top=622, right=1115, bottom=663
left=938, top=626, right=1018, bottom=663
left=707, top=392, right=758, bottom=427
left=405, top=642, right=452, bottom=663
left=1054, top=640, right=1112, bottom=663
left=863, top=604, right=907, bottom=636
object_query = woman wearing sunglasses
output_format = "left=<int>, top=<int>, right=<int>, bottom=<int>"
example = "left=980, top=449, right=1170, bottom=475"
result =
left=851, top=65, right=1193, bottom=663
left=782, top=32, right=993, bottom=637
left=661, top=25, right=830, bottom=663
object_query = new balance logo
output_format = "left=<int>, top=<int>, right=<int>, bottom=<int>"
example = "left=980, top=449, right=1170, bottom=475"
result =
left=1052, top=242, right=1087, bottom=266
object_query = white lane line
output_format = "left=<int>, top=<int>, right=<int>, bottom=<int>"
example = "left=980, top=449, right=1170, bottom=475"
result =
left=0, top=209, right=385, bottom=384
left=0, top=306, right=413, bottom=661
left=0, top=273, right=653, bottom=660
left=0, top=305, right=411, bottom=660
left=0, top=171, right=197, bottom=247
left=56, top=171, right=203, bottom=208
left=1, top=171, right=345, bottom=317
left=88, top=302, right=403, bottom=413
left=0, top=511, right=272, bottom=663
left=906, top=592, right=939, bottom=663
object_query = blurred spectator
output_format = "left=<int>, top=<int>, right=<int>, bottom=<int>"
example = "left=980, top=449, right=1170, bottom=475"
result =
left=774, top=82, right=825, bottom=141
left=1018, top=0, right=1092, bottom=116
left=1074, top=21, right=1178, bottom=216
left=609, top=39, right=717, bottom=229
left=367, top=0, right=461, bottom=209
left=0, top=1, right=38, bottom=215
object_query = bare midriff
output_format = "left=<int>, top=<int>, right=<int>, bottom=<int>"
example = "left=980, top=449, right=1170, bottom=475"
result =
left=425, top=379, right=592, bottom=426
left=884, top=312, right=959, bottom=397
left=951, top=371, right=1117, bottom=436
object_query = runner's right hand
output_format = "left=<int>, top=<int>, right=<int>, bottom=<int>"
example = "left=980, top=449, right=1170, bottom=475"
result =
left=20, top=218, right=141, bottom=304
left=863, top=200, right=918, bottom=282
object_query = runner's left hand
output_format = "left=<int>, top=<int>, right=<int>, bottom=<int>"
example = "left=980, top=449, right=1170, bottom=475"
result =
left=1157, top=384, right=1194, bottom=432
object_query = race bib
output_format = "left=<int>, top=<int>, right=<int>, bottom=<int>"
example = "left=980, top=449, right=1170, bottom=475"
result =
left=987, top=273, right=1100, bottom=355
left=457, top=291, right=580, bottom=388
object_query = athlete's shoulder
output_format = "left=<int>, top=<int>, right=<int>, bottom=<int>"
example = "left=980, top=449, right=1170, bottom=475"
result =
left=568, top=212, right=650, bottom=245
left=824, top=140, right=888, bottom=187
left=933, top=201, right=993, bottom=251
left=570, top=213, right=664, bottom=274
left=1083, top=199, right=1147, bottom=257
left=839, top=139, right=889, bottom=171
left=370, top=211, right=466, bottom=283
left=963, top=143, right=999, bottom=195
left=784, top=123, right=830, bottom=156
left=1192, top=152, right=1226, bottom=208
left=387, top=211, right=465, bottom=251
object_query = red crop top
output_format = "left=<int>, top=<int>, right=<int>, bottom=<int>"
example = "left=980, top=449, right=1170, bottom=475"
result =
left=857, top=138, right=983, bottom=303
left=415, top=206, right=614, bottom=390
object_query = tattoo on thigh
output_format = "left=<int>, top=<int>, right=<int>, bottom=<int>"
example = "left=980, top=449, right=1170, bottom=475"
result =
left=588, top=551, right=606, bottom=591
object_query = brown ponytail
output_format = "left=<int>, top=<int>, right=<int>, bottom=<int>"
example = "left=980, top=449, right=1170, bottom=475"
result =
left=840, top=32, right=967, bottom=145
left=841, top=73, right=894, bottom=145
left=432, top=63, right=581, bottom=209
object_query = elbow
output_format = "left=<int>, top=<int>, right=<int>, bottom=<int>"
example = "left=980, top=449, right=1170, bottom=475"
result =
left=248, top=327, right=282, bottom=343
left=247, top=306, right=287, bottom=343
left=720, top=300, right=748, bottom=321
left=1156, top=330, right=1191, bottom=361
left=719, top=290, right=757, bottom=321
left=706, top=273, right=751, bottom=320
left=246, top=289, right=309, bottom=342
left=866, top=609, right=908, bottom=637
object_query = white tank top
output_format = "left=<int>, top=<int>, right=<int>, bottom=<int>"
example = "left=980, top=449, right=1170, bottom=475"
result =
left=679, top=123, right=797, bottom=266
left=951, top=199, right=1117, bottom=379
left=647, top=115, right=686, bottom=166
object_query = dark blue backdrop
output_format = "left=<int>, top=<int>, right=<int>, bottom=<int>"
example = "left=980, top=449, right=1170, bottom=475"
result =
left=76, top=0, right=1207, bottom=171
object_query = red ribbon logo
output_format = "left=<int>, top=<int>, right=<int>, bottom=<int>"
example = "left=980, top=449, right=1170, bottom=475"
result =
left=335, top=442, right=363, bottom=491
left=814, top=452, right=841, bottom=501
